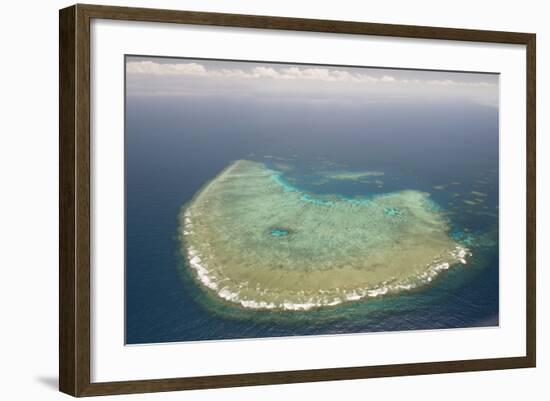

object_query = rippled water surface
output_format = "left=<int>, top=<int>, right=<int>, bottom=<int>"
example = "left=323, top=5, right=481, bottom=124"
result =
left=125, top=95, right=499, bottom=344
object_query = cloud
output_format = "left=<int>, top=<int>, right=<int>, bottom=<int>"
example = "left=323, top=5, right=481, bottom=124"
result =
left=252, top=66, right=281, bottom=79
left=126, top=61, right=382, bottom=82
left=126, top=60, right=497, bottom=89
left=126, top=60, right=499, bottom=107
left=127, top=61, right=207, bottom=75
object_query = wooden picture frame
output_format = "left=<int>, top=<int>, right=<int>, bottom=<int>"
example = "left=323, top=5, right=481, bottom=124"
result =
left=59, top=3, right=536, bottom=397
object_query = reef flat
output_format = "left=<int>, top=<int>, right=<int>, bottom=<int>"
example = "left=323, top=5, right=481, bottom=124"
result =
left=180, top=160, right=469, bottom=311
left=322, top=170, right=384, bottom=181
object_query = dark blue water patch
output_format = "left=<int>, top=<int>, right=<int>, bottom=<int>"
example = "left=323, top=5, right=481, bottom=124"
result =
left=384, top=207, right=402, bottom=217
left=270, top=228, right=290, bottom=237
left=125, top=95, right=499, bottom=344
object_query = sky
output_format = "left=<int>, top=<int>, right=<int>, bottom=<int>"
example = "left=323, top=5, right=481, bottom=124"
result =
left=126, top=56, right=499, bottom=108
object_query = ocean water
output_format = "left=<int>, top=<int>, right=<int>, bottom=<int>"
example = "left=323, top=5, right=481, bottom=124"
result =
left=125, top=95, right=499, bottom=344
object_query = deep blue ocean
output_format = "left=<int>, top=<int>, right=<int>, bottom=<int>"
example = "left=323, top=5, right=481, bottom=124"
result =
left=125, top=95, right=499, bottom=344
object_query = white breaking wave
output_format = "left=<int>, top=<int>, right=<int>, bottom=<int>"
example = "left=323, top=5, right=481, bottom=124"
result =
left=184, top=221, right=472, bottom=311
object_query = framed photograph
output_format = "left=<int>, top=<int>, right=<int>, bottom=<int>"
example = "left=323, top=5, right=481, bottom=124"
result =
left=59, top=4, right=536, bottom=397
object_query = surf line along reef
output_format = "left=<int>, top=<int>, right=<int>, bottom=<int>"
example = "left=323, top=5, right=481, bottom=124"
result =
left=179, top=160, right=470, bottom=311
